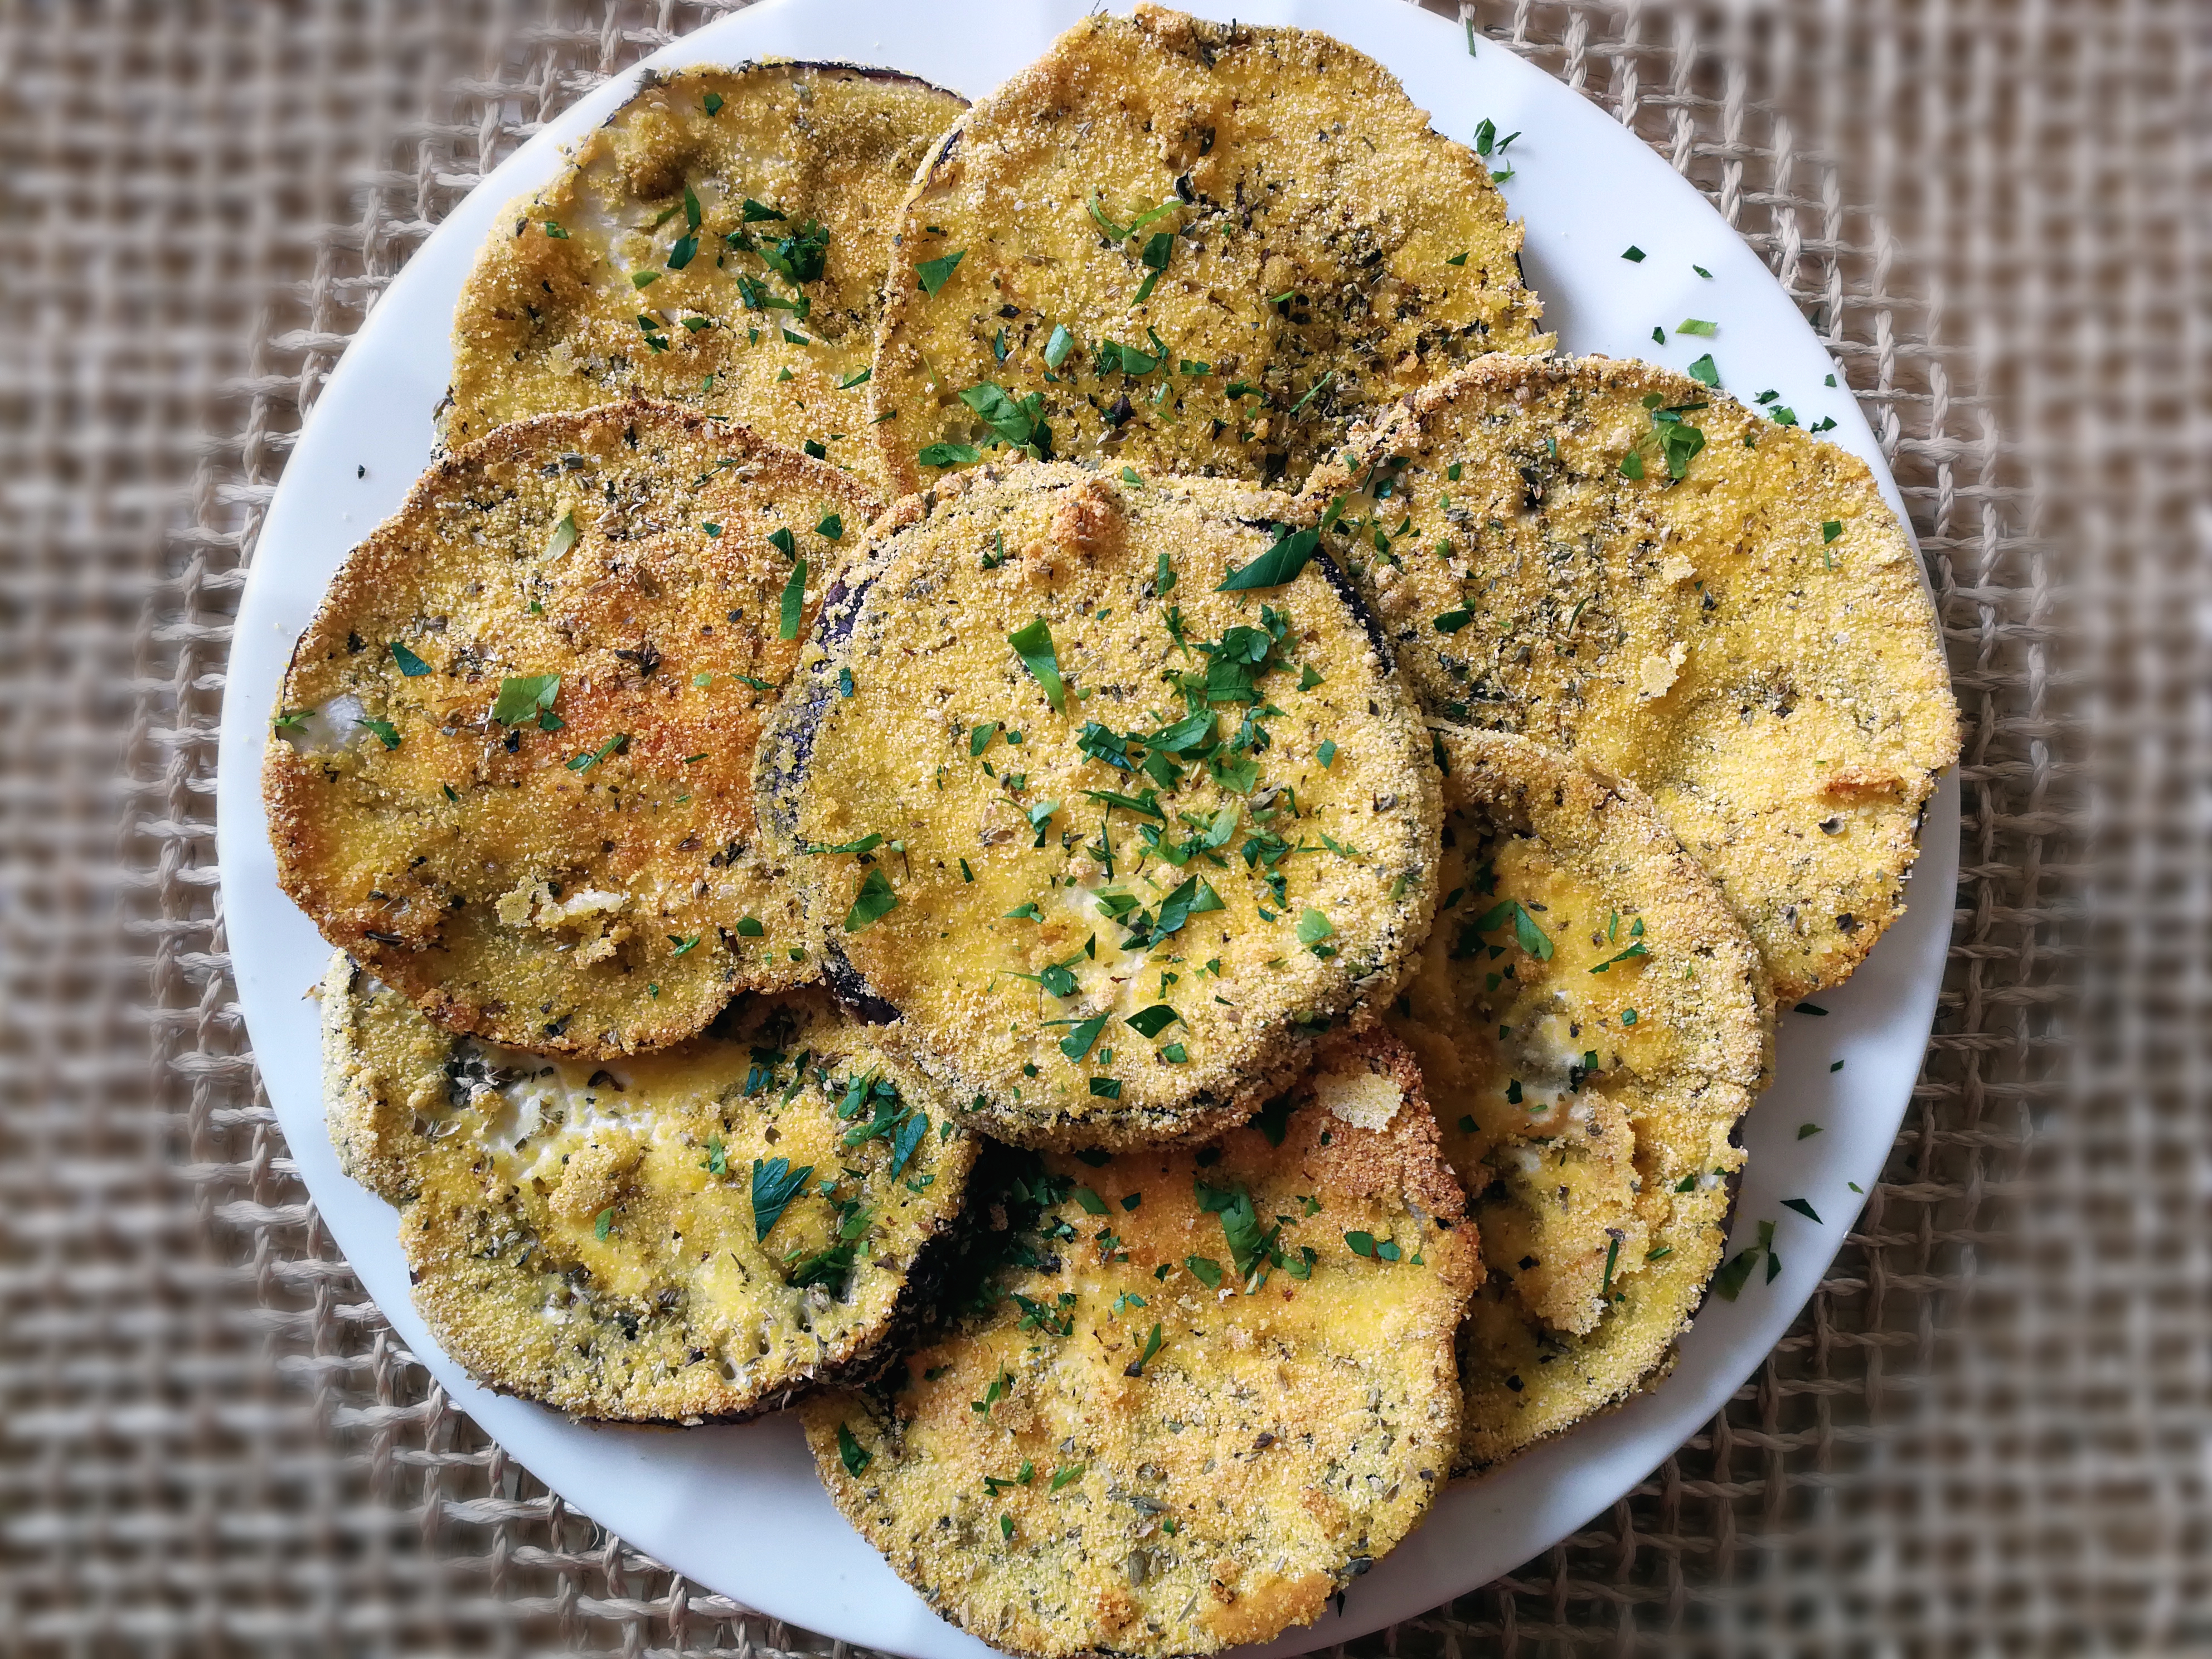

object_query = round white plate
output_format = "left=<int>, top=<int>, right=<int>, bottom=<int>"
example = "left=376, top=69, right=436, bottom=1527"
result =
left=214, top=2, right=1958, bottom=1653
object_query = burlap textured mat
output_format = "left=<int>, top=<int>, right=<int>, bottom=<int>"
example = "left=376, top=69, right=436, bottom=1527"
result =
left=6, top=0, right=2190, bottom=1650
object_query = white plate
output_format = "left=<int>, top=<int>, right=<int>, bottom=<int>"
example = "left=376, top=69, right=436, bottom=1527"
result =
left=214, top=2, right=1958, bottom=1653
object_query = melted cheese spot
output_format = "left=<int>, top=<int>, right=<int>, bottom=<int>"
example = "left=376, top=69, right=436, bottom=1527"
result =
left=1637, top=642, right=1689, bottom=699
left=1314, top=1066, right=1401, bottom=1129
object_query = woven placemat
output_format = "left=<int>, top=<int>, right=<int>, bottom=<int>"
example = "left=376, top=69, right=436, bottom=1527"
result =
left=11, top=0, right=2190, bottom=1650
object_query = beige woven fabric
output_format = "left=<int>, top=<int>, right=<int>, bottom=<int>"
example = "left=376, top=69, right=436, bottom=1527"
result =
left=6, top=0, right=2186, bottom=1650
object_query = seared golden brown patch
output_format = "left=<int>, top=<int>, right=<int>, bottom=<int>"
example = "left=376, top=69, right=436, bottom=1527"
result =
left=803, top=1031, right=1476, bottom=1659
left=266, top=402, right=877, bottom=1056
left=754, top=462, right=1440, bottom=1148
left=447, top=63, right=966, bottom=492
left=1386, top=729, right=1765, bottom=1472
left=323, top=958, right=976, bottom=1422
left=1302, top=354, right=1959, bottom=1000
left=870, top=3, right=1550, bottom=497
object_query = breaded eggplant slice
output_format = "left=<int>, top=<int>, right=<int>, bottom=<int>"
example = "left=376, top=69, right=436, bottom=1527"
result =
left=869, top=3, right=1551, bottom=498
left=447, top=63, right=966, bottom=492
left=1302, top=355, right=1960, bottom=1000
left=804, top=1031, right=1477, bottom=1659
left=754, top=462, right=1441, bottom=1149
left=323, top=954, right=977, bottom=1422
left=1385, top=728, right=1765, bottom=1473
left=266, top=402, right=879, bottom=1058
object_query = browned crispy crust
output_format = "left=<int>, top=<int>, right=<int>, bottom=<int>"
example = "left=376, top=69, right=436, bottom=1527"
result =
left=802, top=1027, right=1477, bottom=1659
left=266, top=400, right=880, bottom=1058
left=446, top=62, right=967, bottom=491
left=1302, top=353, right=1959, bottom=1001
left=869, top=2, right=1550, bottom=497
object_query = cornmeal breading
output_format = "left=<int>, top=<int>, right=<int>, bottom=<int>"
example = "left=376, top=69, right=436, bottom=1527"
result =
left=447, top=63, right=966, bottom=492
left=803, top=1031, right=1477, bottom=1659
left=1302, top=354, right=1960, bottom=1000
left=869, top=3, right=1550, bottom=498
left=753, top=460, right=1441, bottom=1148
left=1385, top=728, right=1765, bottom=1472
left=323, top=957, right=977, bottom=1422
left=265, top=402, right=878, bottom=1057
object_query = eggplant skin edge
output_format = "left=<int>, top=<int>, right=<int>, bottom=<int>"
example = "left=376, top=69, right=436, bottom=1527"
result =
left=750, top=459, right=1443, bottom=1152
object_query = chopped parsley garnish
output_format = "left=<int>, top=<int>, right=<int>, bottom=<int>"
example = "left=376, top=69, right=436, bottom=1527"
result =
left=594, top=1207, right=614, bottom=1241
left=545, top=510, right=579, bottom=559
left=1588, top=940, right=1648, bottom=973
left=1295, top=908, right=1336, bottom=955
left=1185, top=1255, right=1224, bottom=1288
left=958, top=381, right=1052, bottom=459
left=565, top=731, right=627, bottom=773
left=1044, top=323, right=1076, bottom=370
left=837, top=367, right=871, bottom=390
left=1433, top=608, right=1474, bottom=634
left=491, top=673, right=561, bottom=728
left=1071, top=1185, right=1110, bottom=1216
left=836, top=1422, right=870, bottom=1476
left=1318, top=739, right=1337, bottom=767
left=1622, top=245, right=1646, bottom=261
left=1686, top=352, right=1721, bottom=387
left=357, top=715, right=401, bottom=750
left=817, top=512, right=845, bottom=541
left=1459, top=897, right=1554, bottom=961
left=1345, top=1230, right=1402, bottom=1262
left=1677, top=318, right=1718, bottom=336
left=1088, top=1078, right=1122, bottom=1099
left=750, top=1156, right=815, bottom=1241
left=778, top=557, right=808, bottom=640
left=1058, top=1012, right=1109, bottom=1061
left=1124, top=1321, right=1164, bottom=1376
left=802, top=833, right=884, bottom=855
left=735, top=916, right=765, bottom=937
left=668, top=933, right=701, bottom=955
left=702, top=91, right=724, bottom=117
left=918, top=440, right=981, bottom=468
left=1086, top=192, right=1180, bottom=244
left=1050, top=1464, right=1085, bottom=1492
left=1692, top=263, right=1713, bottom=278
left=1781, top=1197, right=1823, bottom=1223
left=631, top=270, right=660, bottom=289
left=1007, top=617, right=1065, bottom=710
left=1126, top=1005, right=1181, bottom=1039
left=1216, top=525, right=1320, bottom=591
left=844, top=867, right=898, bottom=932
left=914, top=250, right=965, bottom=295
left=389, top=640, right=430, bottom=677
left=1822, top=519, right=1843, bottom=543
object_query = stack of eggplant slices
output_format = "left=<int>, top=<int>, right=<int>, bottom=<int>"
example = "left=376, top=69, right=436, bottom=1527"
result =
left=266, top=8, right=1956, bottom=1655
